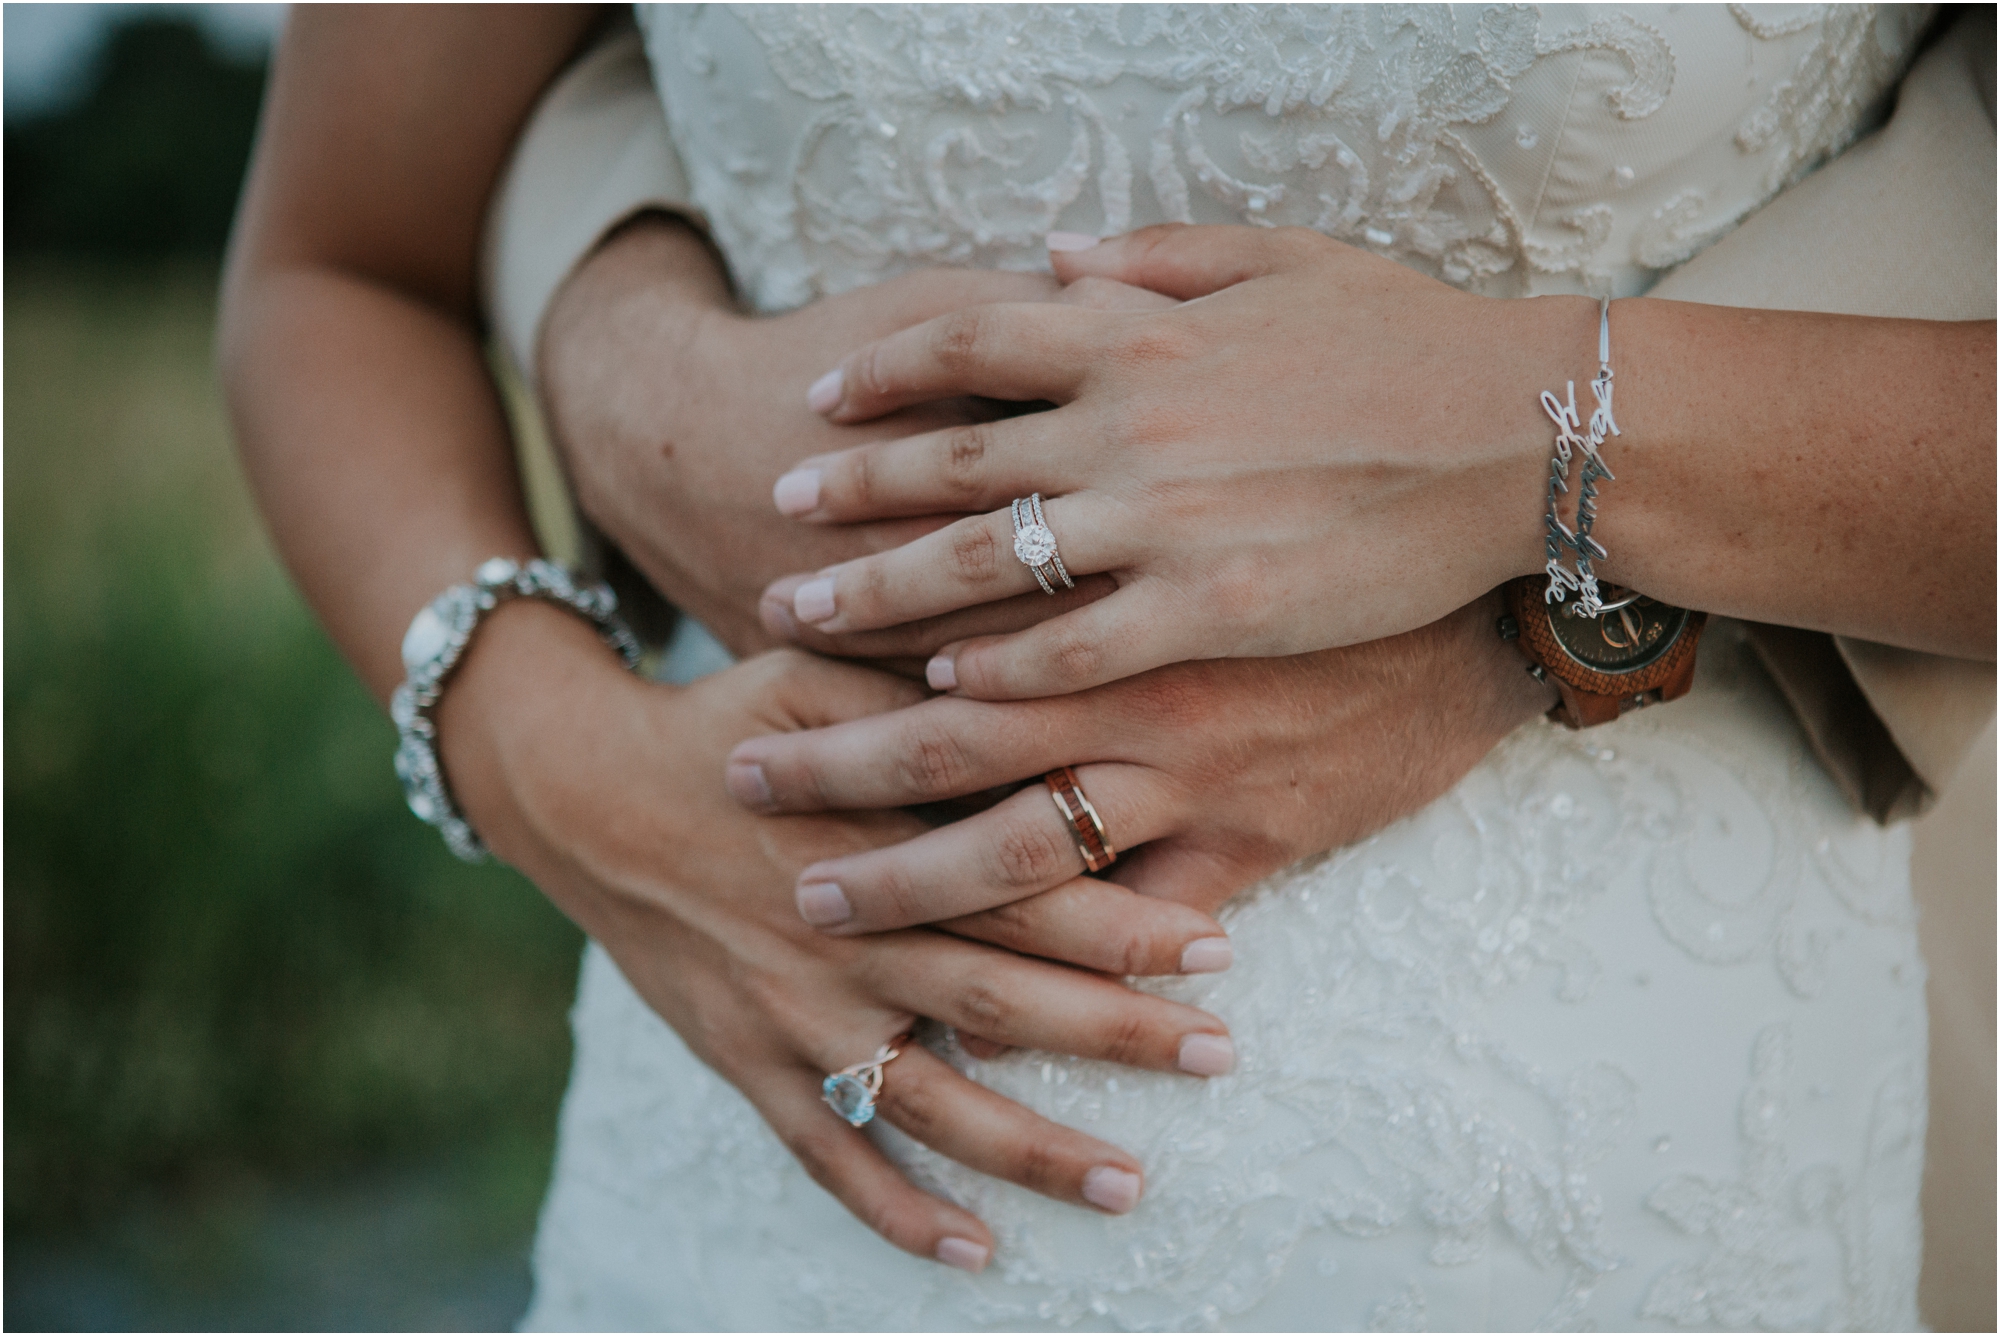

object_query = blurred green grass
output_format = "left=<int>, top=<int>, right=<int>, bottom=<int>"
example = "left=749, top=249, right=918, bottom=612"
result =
left=4, top=260, right=583, bottom=1249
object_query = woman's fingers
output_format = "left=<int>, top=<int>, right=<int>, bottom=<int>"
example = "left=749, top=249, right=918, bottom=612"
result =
left=1047, top=223, right=1312, bottom=300
left=792, top=765, right=1173, bottom=933
left=943, top=877, right=1234, bottom=978
left=748, top=1065, right=995, bottom=1270
left=759, top=572, right=1112, bottom=663
left=774, top=411, right=1081, bottom=524
left=813, top=302, right=1103, bottom=423
left=784, top=493, right=1121, bottom=636
left=864, top=931, right=1235, bottom=1078
left=871, top=1045, right=1150, bottom=1214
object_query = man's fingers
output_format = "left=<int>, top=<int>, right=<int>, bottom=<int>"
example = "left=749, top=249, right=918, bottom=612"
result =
left=728, top=691, right=1099, bottom=814
left=749, top=1066, right=995, bottom=1270
left=1047, top=223, right=1315, bottom=299
left=812, top=302, right=1102, bottom=422
left=790, top=765, right=1173, bottom=932
left=873, top=1046, right=1149, bottom=1214
left=943, top=877, right=1234, bottom=978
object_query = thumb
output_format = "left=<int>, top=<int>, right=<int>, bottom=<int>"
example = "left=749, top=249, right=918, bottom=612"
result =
left=761, top=649, right=930, bottom=731
left=1046, top=223, right=1311, bottom=300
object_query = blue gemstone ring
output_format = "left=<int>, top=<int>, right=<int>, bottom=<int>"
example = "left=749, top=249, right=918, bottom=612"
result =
left=822, top=1040, right=904, bottom=1127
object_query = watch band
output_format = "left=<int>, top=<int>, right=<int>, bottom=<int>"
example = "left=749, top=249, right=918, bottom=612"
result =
left=1499, top=576, right=1705, bottom=729
left=392, top=557, right=642, bottom=861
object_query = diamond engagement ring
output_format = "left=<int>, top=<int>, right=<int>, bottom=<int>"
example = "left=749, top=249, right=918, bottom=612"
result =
left=1011, top=493, right=1073, bottom=595
left=822, top=1040, right=904, bottom=1127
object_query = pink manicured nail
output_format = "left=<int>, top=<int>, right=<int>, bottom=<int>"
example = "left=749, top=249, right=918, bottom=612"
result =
left=726, top=760, right=774, bottom=811
left=1081, top=1165, right=1142, bottom=1214
left=796, top=881, right=851, bottom=927
left=935, top=1236, right=989, bottom=1273
left=1177, top=1033, right=1236, bottom=1077
left=926, top=655, right=957, bottom=691
left=807, top=369, right=843, bottom=413
left=773, top=468, right=821, bottom=516
left=1179, top=937, right=1233, bottom=974
left=794, top=578, right=837, bottom=624
left=1045, top=231, right=1101, bottom=253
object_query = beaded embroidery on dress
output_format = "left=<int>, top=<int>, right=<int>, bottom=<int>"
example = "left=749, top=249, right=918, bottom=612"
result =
left=523, top=6, right=1931, bottom=1331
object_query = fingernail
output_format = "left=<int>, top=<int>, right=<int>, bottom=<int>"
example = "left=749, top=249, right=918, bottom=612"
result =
left=796, top=881, right=852, bottom=927
left=773, top=468, right=821, bottom=516
left=807, top=368, right=843, bottom=413
left=1045, top=231, right=1101, bottom=253
left=1179, top=937, right=1233, bottom=974
left=1081, top=1165, right=1142, bottom=1214
left=726, top=760, right=774, bottom=811
left=925, top=655, right=957, bottom=691
left=794, top=577, right=837, bottom=624
left=1177, top=1033, right=1236, bottom=1077
left=935, top=1236, right=989, bottom=1273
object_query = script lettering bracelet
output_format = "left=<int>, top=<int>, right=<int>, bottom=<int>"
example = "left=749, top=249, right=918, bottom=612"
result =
left=1539, top=296, right=1620, bottom=618
left=391, top=557, right=642, bottom=862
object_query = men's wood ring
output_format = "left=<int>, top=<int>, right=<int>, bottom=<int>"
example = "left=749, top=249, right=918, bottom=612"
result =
left=1044, top=765, right=1116, bottom=873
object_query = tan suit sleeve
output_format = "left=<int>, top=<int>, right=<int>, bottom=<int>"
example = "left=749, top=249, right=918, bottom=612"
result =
left=1645, top=11, right=1996, bottom=821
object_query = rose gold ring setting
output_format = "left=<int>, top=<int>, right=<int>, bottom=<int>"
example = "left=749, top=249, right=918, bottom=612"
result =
left=1045, top=765, right=1116, bottom=873
left=822, top=1040, right=903, bottom=1127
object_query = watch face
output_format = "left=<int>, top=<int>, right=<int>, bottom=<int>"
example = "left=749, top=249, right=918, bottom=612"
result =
left=1545, top=589, right=1689, bottom=675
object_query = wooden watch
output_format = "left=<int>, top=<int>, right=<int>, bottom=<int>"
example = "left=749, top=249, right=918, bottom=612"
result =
left=1499, top=576, right=1706, bottom=729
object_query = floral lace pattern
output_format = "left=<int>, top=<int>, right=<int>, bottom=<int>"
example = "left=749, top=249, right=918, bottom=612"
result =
left=640, top=4, right=1927, bottom=310
left=525, top=625, right=1926, bottom=1331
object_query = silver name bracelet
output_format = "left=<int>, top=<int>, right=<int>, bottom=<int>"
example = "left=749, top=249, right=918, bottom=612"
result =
left=1539, top=295, right=1620, bottom=618
left=391, top=557, right=642, bottom=862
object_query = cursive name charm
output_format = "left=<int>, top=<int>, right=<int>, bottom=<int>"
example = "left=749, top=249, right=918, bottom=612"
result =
left=1540, top=298, right=1619, bottom=618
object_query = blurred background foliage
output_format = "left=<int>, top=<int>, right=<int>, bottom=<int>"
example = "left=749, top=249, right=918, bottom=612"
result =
left=6, top=9, right=581, bottom=1328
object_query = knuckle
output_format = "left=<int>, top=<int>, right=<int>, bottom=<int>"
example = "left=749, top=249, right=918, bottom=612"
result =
left=1095, top=1010, right=1154, bottom=1068
left=1007, top=1136, right=1065, bottom=1194
left=1107, top=321, right=1198, bottom=369
left=948, top=521, right=1000, bottom=584
left=930, top=310, right=987, bottom=374
left=988, top=812, right=1073, bottom=887
left=1045, top=632, right=1106, bottom=688
left=956, top=974, right=1013, bottom=1033
left=879, top=1069, right=946, bottom=1144
left=896, top=724, right=973, bottom=798
left=938, top=424, right=992, bottom=500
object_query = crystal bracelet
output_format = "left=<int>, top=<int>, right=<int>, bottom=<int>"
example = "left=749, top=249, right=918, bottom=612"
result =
left=1539, top=296, right=1620, bottom=618
left=391, top=557, right=642, bottom=861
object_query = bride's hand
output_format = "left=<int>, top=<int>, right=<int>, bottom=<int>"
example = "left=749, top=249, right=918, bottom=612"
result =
left=726, top=593, right=1557, bottom=933
left=538, top=217, right=1173, bottom=662
left=441, top=608, right=1235, bottom=1267
left=768, top=224, right=1591, bottom=699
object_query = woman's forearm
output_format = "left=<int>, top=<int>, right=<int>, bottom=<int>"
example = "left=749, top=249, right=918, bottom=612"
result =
left=1583, top=299, right=1994, bottom=658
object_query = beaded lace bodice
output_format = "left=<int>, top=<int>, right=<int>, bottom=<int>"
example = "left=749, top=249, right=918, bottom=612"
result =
left=525, top=7, right=1932, bottom=1331
left=638, top=4, right=1927, bottom=311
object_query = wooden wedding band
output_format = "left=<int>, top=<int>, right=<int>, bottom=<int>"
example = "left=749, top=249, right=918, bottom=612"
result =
left=1044, top=766, right=1116, bottom=873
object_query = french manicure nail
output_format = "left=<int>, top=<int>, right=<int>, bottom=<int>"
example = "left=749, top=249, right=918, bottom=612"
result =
left=726, top=760, right=774, bottom=811
left=807, top=368, right=843, bottom=413
left=925, top=655, right=957, bottom=691
left=773, top=468, right=822, bottom=516
left=935, top=1236, right=990, bottom=1273
left=1177, top=1033, right=1236, bottom=1077
left=1045, top=230, right=1102, bottom=253
left=1081, top=1165, right=1142, bottom=1214
left=1179, top=937, right=1233, bottom=974
left=794, top=577, right=837, bottom=624
left=796, top=881, right=852, bottom=927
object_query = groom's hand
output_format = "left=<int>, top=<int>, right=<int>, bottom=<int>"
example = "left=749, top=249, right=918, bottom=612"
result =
left=728, top=593, right=1560, bottom=928
left=537, top=216, right=1174, bottom=662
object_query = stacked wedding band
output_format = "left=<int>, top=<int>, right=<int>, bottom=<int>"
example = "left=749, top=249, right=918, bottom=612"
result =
left=1045, top=765, right=1116, bottom=872
left=1011, top=493, right=1073, bottom=595
left=392, top=557, right=642, bottom=861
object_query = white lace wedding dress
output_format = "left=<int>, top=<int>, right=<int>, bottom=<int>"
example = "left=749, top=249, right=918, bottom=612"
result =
left=522, top=7, right=1935, bottom=1330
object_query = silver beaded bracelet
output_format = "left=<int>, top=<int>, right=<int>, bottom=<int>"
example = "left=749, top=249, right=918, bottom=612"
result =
left=391, top=557, right=642, bottom=862
left=1539, top=296, right=1620, bottom=618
